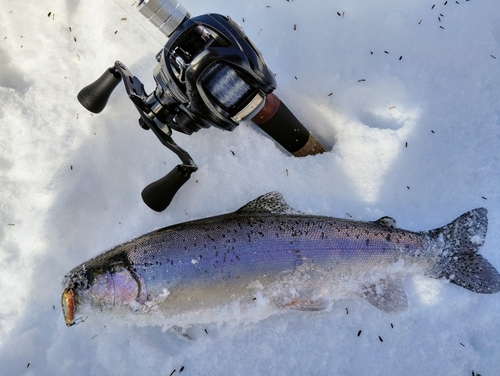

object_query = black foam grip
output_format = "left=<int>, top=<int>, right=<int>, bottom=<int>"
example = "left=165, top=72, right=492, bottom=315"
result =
left=141, top=166, right=192, bottom=212
left=254, top=100, right=310, bottom=153
left=77, top=67, right=122, bottom=114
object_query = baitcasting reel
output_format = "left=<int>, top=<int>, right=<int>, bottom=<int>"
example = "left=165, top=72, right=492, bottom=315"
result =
left=77, top=0, right=325, bottom=212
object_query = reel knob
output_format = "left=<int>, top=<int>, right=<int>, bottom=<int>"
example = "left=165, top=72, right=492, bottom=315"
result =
left=77, top=67, right=122, bottom=113
left=141, top=165, right=194, bottom=212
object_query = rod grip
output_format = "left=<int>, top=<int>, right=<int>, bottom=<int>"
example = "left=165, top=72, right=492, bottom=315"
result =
left=251, top=93, right=325, bottom=156
left=77, top=67, right=122, bottom=113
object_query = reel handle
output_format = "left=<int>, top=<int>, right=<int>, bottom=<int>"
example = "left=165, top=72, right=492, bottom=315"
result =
left=141, top=165, right=194, bottom=212
left=77, top=67, right=122, bottom=113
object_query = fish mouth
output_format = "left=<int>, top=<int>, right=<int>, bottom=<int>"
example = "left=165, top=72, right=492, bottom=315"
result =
left=62, top=288, right=75, bottom=326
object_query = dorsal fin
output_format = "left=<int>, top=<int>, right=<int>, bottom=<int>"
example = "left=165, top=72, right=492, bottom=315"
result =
left=236, top=192, right=302, bottom=215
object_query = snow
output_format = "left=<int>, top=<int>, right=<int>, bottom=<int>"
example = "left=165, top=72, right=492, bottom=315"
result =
left=1, top=0, right=499, bottom=374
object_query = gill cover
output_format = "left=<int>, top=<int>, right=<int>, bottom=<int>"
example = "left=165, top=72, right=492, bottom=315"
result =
left=61, top=262, right=148, bottom=326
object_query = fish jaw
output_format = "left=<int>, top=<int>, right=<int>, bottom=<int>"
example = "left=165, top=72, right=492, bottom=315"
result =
left=61, top=288, right=75, bottom=326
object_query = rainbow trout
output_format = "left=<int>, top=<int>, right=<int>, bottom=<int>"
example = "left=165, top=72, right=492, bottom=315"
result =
left=62, top=192, right=500, bottom=327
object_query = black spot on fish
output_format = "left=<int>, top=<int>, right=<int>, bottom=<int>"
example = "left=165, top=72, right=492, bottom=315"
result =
left=379, top=336, right=384, bottom=342
left=180, top=366, right=184, bottom=373
left=391, top=323, right=394, bottom=328
left=357, top=330, right=362, bottom=337
left=386, top=234, right=391, bottom=242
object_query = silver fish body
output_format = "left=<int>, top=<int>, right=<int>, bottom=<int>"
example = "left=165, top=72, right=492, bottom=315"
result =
left=62, top=192, right=500, bottom=326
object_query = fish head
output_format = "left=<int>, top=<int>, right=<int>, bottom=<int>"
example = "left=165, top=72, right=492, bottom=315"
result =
left=62, top=259, right=147, bottom=326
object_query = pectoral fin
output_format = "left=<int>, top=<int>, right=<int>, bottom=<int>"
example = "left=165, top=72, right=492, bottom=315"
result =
left=281, top=298, right=330, bottom=311
left=360, top=277, right=408, bottom=313
left=172, top=325, right=193, bottom=340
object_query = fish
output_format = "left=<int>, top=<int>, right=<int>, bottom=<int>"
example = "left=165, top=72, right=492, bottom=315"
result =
left=62, top=192, right=500, bottom=327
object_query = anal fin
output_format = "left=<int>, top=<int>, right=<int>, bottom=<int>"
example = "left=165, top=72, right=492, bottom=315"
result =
left=374, top=216, right=397, bottom=229
left=360, top=277, right=408, bottom=313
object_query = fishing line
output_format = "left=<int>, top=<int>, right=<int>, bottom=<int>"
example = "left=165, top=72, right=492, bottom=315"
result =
left=113, top=0, right=164, bottom=47
left=195, top=167, right=254, bottom=202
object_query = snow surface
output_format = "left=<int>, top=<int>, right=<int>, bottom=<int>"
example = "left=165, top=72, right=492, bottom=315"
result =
left=1, top=0, right=499, bottom=374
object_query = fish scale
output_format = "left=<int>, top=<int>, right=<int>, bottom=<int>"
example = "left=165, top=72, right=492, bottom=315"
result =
left=62, top=192, right=500, bottom=327
left=128, top=216, right=408, bottom=287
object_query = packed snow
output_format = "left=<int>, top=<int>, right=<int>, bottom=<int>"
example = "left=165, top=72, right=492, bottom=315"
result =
left=1, top=0, right=499, bottom=374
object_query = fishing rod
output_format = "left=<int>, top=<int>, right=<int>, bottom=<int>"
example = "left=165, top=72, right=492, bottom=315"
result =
left=77, top=0, right=326, bottom=212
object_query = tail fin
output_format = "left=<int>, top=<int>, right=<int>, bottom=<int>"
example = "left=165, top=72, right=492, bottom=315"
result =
left=426, top=208, right=500, bottom=294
